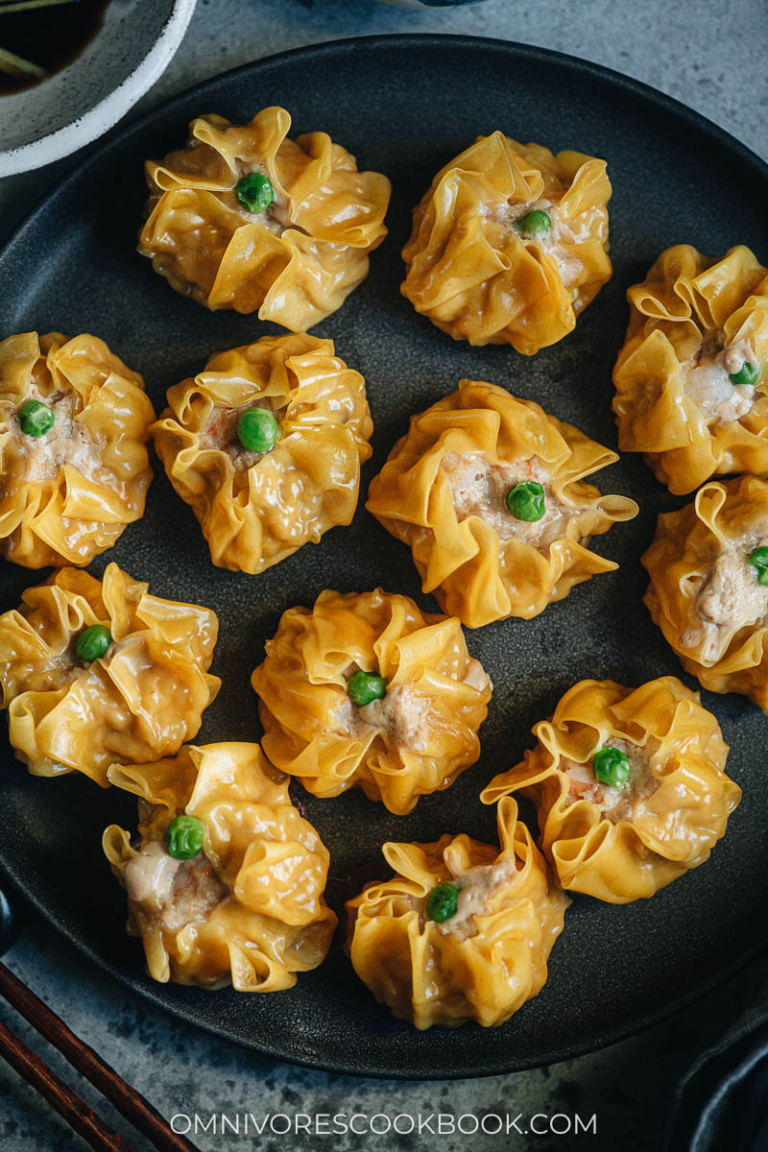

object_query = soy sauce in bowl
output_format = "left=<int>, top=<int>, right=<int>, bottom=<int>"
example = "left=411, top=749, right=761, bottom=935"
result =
left=0, top=0, right=111, bottom=94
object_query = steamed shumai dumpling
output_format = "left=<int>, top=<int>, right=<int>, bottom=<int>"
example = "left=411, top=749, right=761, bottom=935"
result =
left=643, top=475, right=768, bottom=709
left=346, top=796, right=569, bottom=1029
left=366, top=380, right=638, bottom=628
left=138, top=106, right=391, bottom=331
left=613, top=245, right=768, bottom=494
left=0, top=563, right=220, bottom=786
left=251, top=588, right=492, bottom=815
left=401, top=131, right=612, bottom=354
left=152, top=332, right=373, bottom=574
left=481, top=677, right=740, bottom=903
left=104, top=742, right=337, bottom=989
left=0, top=331, right=155, bottom=568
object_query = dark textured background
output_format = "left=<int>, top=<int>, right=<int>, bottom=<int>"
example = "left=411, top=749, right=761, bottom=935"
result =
left=1, top=35, right=767, bottom=1084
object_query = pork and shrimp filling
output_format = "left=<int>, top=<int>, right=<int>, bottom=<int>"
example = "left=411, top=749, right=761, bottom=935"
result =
left=230, top=157, right=292, bottom=236
left=8, top=385, right=102, bottom=489
left=123, top=836, right=227, bottom=933
left=680, top=536, right=768, bottom=662
left=165, top=133, right=292, bottom=237
left=335, top=656, right=490, bottom=755
left=337, top=682, right=433, bottom=753
left=497, top=197, right=584, bottom=288
left=199, top=396, right=286, bottom=471
left=559, top=734, right=661, bottom=823
left=441, top=450, right=572, bottom=549
left=681, top=331, right=763, bottom=427
left=424, top=854, right=519, bottom=939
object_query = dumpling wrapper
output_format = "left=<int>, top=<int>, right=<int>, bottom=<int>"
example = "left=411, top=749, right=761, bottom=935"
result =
left=482, top=677, right=740, bottom=903
left=252, top=587, right=492, bottom=815
left=152, top=332, right=373, bottom=574
left=0, top=331, right=155, bottom=568
left=346, top=796, right=569, bottom=1029
left=104, top=741, right=337, bottom=989
left=401, top=131, right=611, bottom=354
left=366, top=379, right=637, bottom=628
left=613, top=244, right=768, bottom=494
left=139, top=106, right=391, bottom=332
left=643, top=475, right=768, bottom=708
left=0, top=563, right=220, bottom=785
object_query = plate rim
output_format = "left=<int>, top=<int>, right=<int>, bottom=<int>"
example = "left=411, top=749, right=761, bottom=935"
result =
left=1, top=31, right=767, bottom=1081
left=1, top=31, right=768, bottom=262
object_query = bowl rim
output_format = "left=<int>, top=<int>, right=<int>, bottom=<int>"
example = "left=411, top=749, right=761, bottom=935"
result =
left=0, top=0, right=197, bottom=178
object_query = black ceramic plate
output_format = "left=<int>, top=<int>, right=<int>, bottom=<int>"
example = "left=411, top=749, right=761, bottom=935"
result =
left=1, top=35, right=767, bottom=1080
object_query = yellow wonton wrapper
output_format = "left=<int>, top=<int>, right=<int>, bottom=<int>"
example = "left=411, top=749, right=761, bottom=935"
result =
left=0, top=563, right=220, bottom=785
left=481, top=678, right=740, bottom=903
left=251, top=588, right=492, bottom=815
left=345, top=796, right=569, bottom=1029
left=366, top=380, right=638, bottom=628
left=152, top=333, right=373, bottom=574
left=103, top=742, right=337, bottom=989
left=138, top=106, right=391, bottom=331
left=401, top=132, right=612, bottom=354
left=613, top=245, right=768, bottom=494
left=0, top=332, right=155, bottom=568
left=643, top=475, right=768, bottom=707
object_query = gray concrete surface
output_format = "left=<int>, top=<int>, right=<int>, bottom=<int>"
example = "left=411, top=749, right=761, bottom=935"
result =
left=2, top=1, right=768, bottom=1149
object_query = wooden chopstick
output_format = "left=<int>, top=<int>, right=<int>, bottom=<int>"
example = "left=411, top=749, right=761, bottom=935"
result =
left=0, top=962, right=199, bottom=1152
left=0, top=1018, right=133, bottom=1152
left=0, top=0, right=78, bottom=14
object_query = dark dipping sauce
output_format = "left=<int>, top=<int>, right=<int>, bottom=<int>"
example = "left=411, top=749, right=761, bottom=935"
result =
left=0, top=0, right=112, bottom=95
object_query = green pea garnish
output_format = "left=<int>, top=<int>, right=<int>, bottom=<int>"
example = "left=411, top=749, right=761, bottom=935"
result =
left=166, top=814, right=205, bottom=860
left=506, top=480, right=546, bottom=522
left=514, top=209, right=552, bottom=239
left=426, top=883, right=459, bottom=923
left=75, top=625, right=112, bottom=663
left=237, top=407, right=279, bottom=452
left=749, top=546, right=768, bottom=586
left=592, top=746, right=631, bottom=789
left=729, top=359, right=763, bottom=387
left=19, top=399, right=55, bottom=437
left=235, top=172, right=274, bottom=214
left=347, top=669, right=387, bottom=708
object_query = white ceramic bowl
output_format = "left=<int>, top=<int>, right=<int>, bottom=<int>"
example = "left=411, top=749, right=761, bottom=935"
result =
left=0, top=0, right=196, bottom=177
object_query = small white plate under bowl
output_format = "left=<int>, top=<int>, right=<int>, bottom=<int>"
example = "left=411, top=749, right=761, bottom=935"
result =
left=0, top=0, right=196, bottom=177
